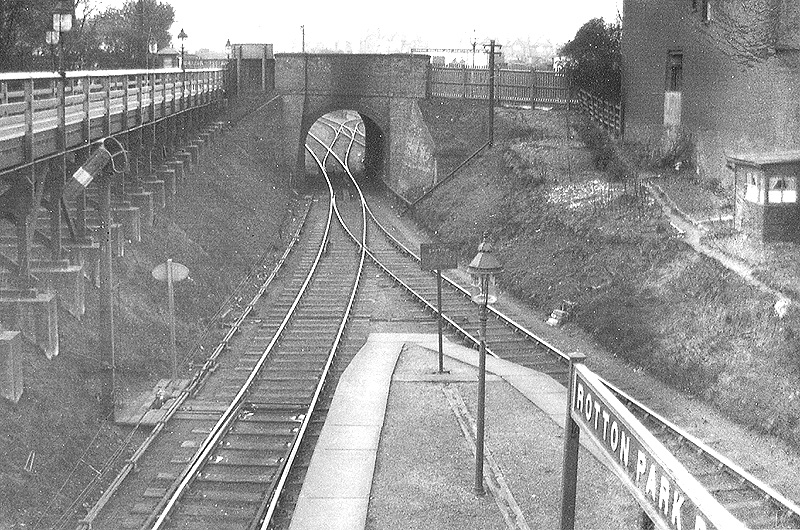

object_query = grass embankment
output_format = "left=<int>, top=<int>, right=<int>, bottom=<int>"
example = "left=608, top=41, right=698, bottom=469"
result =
left=0, top=93, right=296, bottom=526
left=414, top=102, right=800, bottom=449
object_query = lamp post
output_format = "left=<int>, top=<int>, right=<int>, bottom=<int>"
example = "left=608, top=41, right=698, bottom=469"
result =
left=52, top=0, right=74, bottom=76
left=177, top=28, right=188, bottom=69
left=45, top=30, right=60, bottom=72
left=148, top=37, right=158, bottom=69
left=225, top=39, right=232, bottom=61
left=471, top=30, right=477, bottom=68
left=467, top=234, right=503, bottom=496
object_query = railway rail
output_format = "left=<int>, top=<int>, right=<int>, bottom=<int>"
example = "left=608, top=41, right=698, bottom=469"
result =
left=313, top=114, right=800, bottom=530
left=75, top=112, right=800, bottom=529
left=140, top=160, right=365, bottom=528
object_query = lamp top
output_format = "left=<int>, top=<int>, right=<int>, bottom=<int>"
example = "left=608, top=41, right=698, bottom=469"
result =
left=54, top=0, right=73, bottom=14
left=467, top=235, right=503, bottom=276
left=177, top=28, right=188, bottom=40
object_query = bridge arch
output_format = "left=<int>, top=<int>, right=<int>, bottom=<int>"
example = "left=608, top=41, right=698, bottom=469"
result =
left=276, top=53, right=436, bottom=196
left=300, top=104, right=386, bottom=183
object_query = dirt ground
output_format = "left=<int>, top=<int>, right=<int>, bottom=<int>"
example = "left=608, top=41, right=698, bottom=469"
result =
left=412, top=101, right=800, bottom=493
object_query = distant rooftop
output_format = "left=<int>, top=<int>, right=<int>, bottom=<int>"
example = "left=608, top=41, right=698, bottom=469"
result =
left=727, top=150, right=800, bottom=167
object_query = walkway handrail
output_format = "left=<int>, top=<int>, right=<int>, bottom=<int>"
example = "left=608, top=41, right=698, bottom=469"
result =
left=0, top=67, right=226, bottom=174
left=0, top=67, right=221, bottom=82
left=409, top=140, right=491, bottom=209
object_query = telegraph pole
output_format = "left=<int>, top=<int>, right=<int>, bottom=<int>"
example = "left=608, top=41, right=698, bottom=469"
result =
left=301, top=25, right=305, bottom=53
left=484, top=40, right=502, bottom=146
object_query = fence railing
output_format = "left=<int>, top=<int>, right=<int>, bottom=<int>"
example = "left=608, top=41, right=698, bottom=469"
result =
left=576, top=88, right=622, bottom=137
left=429, top=65, right=570, bottom=106
left=0, top=68, right=225, bottom=172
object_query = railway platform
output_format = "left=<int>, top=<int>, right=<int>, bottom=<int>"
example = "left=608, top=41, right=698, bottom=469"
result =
left=290, top=332, right=637, bottom=530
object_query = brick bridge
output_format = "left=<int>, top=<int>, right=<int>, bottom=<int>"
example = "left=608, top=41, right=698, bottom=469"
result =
left=274, top=53, right=436, bottom=192
left=0, top=51, right=460, bottom=405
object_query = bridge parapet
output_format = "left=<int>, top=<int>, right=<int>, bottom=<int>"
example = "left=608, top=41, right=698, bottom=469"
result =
left=275, top=53, right=429, bottom=99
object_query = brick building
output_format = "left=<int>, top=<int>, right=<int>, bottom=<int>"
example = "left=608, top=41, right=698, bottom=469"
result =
left=622, top=0, right=800, bottom=189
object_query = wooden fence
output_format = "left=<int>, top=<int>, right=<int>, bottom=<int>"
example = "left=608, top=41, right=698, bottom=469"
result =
left=429, top=65, right=570, bottom=107
left=575, top=88, right=622, bottom=137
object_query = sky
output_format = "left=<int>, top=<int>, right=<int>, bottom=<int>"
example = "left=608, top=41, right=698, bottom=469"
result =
left=94, top=0, right=622, bottom=54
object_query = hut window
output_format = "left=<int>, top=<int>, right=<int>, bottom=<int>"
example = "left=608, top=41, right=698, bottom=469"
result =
left=768, top=176, right=797, bottom=203
left=745, top=171, right=763, bottom=203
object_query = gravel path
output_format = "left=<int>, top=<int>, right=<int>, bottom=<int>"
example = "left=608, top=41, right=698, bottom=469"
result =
left=367, top=344, right=639, bottom=529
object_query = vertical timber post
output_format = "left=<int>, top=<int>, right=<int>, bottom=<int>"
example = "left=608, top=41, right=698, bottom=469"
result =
left=76, top=75, right=91, bottom=241
left=51, top=75, right=67, bottom=260
left=18, top=79, right=35, bottom=285
left=98, top=172, right=115, bottom=417
left=487, top=39, right=497, bottom=147
left=559, top=352, right=586, bottom=530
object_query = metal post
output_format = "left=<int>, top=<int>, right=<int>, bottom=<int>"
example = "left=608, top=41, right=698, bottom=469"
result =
left=99, top=174, right=115, bottom=417
left=436, top=270, right=445, bottom=373
left=559, top=352, right=586, bottom=530
left=474, top=275, right=489, bottom=495
left=167, top=258, right=177, bottom=379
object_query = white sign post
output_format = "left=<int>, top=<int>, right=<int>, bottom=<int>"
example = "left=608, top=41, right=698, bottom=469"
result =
left=152, top=259, right=190, bottom=379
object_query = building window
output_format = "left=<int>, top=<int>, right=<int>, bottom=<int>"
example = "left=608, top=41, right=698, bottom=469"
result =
left=745, top=171, right=763, bottom=203
left=666, top=52, right=683, bottom=91
left=768, top=176, right=797, bottom=203
left=701, top=0, right=711, bottom=22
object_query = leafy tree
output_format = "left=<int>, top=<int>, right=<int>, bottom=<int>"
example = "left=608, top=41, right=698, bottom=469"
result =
left=0, top=0, right=174, bottom=71
left=559, top=17, right=622, bottom=102
left=89, top=0, right=174, bottom=69
left=0, top=0, right=53, bottom=71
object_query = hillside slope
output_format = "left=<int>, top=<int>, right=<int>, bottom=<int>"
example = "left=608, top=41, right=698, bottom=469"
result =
left=413, top=103, right=800, bottom=450
left=0, top=94, right=298, bottom=526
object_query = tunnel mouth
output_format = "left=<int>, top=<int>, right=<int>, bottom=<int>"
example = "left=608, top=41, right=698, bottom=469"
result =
left=304, top=110, right=384, bottom=187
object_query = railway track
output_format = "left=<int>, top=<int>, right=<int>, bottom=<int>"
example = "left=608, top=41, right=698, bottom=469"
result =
left=313, top=114, right=800, bottom=530
left=77, top=112, right=800, bottom=529
left=76, top=123, right=367, bottom=528
left=138, top=160, right=365, bottom=528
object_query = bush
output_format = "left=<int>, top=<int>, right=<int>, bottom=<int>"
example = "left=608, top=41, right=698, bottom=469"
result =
left=576, top=120, right=637, bottom=182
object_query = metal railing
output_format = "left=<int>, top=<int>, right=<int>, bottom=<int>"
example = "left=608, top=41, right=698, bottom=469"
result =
left=0, top=67, right=225, bottom=172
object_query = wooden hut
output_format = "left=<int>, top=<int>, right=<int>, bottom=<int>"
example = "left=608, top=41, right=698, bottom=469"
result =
left=728, top=151, right=800, bottom=242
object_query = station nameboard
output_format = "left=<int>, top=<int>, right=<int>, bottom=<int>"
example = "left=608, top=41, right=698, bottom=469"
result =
left=420, top=243, right=457, bottom=271
left=567, top=364, right=745, bottom=530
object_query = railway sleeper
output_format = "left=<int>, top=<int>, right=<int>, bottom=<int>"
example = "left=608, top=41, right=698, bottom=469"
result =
left=173, top=502, right=257, bottom=521
left=204, top=453, right=282, bottom=467
left=196, top=469, right=275, bottom=484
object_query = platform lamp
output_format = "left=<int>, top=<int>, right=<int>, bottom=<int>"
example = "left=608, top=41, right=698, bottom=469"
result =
left=225, top=39, right=232, bottom=61
left=467, top=233, right=503, bottom=496
left=52, top=0, right=74, bottom=76
left=45, top=30, right=60, bottom=72
left=148, top=37, right=158, bottom=69
left=177, top=28, right=188, bottom=69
